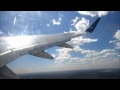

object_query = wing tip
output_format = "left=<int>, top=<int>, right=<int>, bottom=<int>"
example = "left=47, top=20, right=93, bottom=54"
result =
left=86, top=17, right=101, bottom=33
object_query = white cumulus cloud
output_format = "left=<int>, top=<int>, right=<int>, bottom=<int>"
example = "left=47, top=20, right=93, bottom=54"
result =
left=53, top=17, right=120, bottom=70
left=71, top=16, right=79, bottom=26
left=54, top=46, right=120, bottom=69
left=51, top=18, right=62, bottom=25
left=55, top=48, right=72, bottom=62
left=77, top=11, right=110, bottom=17
left=75, top=17, right=89, bottom=32
left=54, top=37, right=98, bottom=64
left=109, top=30, right=120, bottom=49
left=115, top=42, right=120, bottom=49
left=54, top=17, right=98, bottom=64
left=68, top=36, right=98, bottom=46
left=114, top=30, right=120, bottom=40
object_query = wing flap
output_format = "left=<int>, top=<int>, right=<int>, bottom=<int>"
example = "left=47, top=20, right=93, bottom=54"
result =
left=58, top=42, right=73, bottom=49
left=0, top=65, right=20, bottom=79
left=29, top=51, right=54, bottom=60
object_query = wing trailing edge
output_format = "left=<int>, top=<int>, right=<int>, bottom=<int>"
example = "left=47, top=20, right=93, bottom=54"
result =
left=29, top=51, right=54, bottom=60
left=58, top=42, right=73, bottom=49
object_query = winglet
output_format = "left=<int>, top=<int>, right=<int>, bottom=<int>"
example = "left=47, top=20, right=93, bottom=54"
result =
left=86, top=18, right=101, bottom=33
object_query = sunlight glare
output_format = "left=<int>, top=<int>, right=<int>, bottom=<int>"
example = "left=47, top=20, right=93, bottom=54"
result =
left=7, top=36, right=32, bottom=49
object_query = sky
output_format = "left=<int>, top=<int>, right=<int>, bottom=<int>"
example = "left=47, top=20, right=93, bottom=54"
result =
left=0, top=11, right=120, bottom=74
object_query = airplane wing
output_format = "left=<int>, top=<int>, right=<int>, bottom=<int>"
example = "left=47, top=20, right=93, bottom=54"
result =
left=0, top=18, right=101, bottom=79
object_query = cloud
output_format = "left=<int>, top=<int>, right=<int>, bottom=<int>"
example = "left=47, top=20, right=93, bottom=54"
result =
left=114, top=30, right=120, bottom=40
left=75, top=17, right=89, bottom=32
left=54, top=48, right=72, bottom=64
left=109, top=30, right=120, bottom=49
left=54, top=37, right=98, bottom=64
left=51, top=54, right=56, bottom=57
left=53, top=17, right=120, bottom=70
left=54, top=17, right=98, bottom=64
left=68, top=36, right=98, bottom=46
left=71, top=16, right=79, bottom=26
left=51, top=18, right=62, bottom=25
left=54, top=47, right=120, bottom=69
left=84, top=49, right=116, bottom=58
left=115, top=42, right=120, bottom=49
left=53, top=58, right=119, bottom=71
left=47, top=24, right=50, bottom=26
left=77, top=11, right=110, bottom=17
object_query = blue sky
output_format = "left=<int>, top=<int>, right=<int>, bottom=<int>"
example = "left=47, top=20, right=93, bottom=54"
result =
left=0, top=11, right=120, bottom=74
